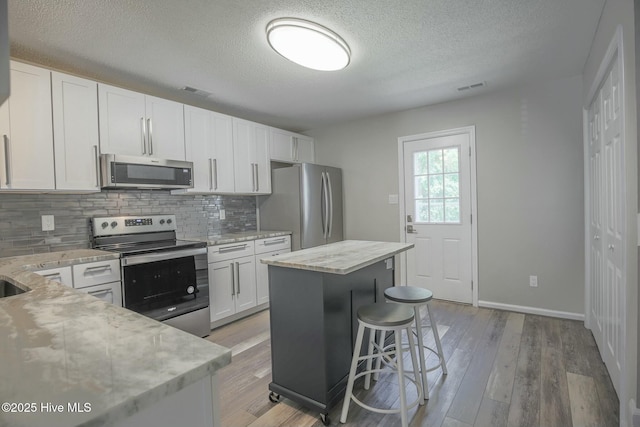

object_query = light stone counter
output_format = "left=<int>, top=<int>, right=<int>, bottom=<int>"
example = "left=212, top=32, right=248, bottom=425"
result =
left=260, top=240, right=414, bottom=275
left=0, top=250, right=231, bottom=427
left=201, top=230, right=291, bottom=246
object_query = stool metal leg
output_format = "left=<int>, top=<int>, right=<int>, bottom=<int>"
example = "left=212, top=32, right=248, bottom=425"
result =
left=340, top=322, right=365, bottom=423
left=413, top=306, right=430, bottom=400
left=395, top=328, right=409, bottom=427
left=373, top=330, right=386, bottom=381
left=364, top=329, right=376, bottom=390
left=426, top=302, right=448, bottom=375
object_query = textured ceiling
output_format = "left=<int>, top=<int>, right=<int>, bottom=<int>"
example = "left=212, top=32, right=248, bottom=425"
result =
left=8, top=0, right=605, bottom=132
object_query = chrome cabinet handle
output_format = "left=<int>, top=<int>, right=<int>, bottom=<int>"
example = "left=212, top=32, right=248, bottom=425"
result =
left=147, top=118, right=153, bottom=155
left=140, top=118, right=146, bottom=154
left=94, top=145, right=100, bottom=187
left=264, top=238, right=286, bottom=246
left=42, top=273, right=62, bottom=281
left=83, top=265, right=111, bottom=274
left=230, top=262, right=235, bottom=296
left=209, top=158, right=214, bottom=191
left=251, top=163, right=256, bottom=192
left=3, top=134, right=10, bottom=186
left=235, top=262, right=240, bottom=295
left=291, top=137, right=296, bottom=160
left=255, top=163, right=260, bottom=191
left=212, top=159, right=218, bottom=190
left=88, top=288, right=111, bottom=296
left=219, top=244, right=247, bottom=253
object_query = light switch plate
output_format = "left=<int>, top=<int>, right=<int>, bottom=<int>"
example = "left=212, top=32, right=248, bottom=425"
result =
left=388, top=194, right=399, bottom=204
left=41, top=215, right=55, bottom=231
left=219, top=209, right=226, bottom=220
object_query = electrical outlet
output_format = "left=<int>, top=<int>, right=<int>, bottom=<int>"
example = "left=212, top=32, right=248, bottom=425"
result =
left=529, top=275, right=538, bottom=287
left=41, top=215, right=55, bottom=231
left=219, top=209, right=226, bottom=220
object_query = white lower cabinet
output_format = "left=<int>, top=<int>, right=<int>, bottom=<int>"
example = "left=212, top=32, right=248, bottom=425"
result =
left=35, top=266, right=73, bottom=287
left=255, top=236, right=291, bottom=305
left=34, top=259, right=122, bottom=306
left=208, top=241, right=257, bottom=322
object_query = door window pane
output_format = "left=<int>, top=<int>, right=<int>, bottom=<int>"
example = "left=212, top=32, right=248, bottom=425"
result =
left=413, top=146, right=461, bottom=224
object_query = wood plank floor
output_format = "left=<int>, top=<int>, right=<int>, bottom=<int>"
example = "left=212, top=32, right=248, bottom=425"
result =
left=206, top=301, right=619, bottom=427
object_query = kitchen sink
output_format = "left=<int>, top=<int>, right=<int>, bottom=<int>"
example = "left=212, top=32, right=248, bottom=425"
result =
left=0, top=280, right=29, bottom=298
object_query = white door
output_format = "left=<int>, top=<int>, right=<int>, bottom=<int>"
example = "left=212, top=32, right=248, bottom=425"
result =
left=587, top=55, right=624, bottom=395
left=401, top=129, right=474, bottom=303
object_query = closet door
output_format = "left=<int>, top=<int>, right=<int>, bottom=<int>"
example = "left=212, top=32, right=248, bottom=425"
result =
left=587, top=56, right=624, bottom=396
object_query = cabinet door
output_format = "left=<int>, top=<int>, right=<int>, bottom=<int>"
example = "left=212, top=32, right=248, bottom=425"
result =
left=98, top=83, right=146, bottom=156
left=145, top=95, right=185, bottom=160
left=270, top=128, right=295, bottom=162
left=0, top=62, right=54, bottom=190
left=209, top=260, right=236, bottom=322
left=255, top=248, right=290, bottom=305
left=211, top=111, right=235, bottom=193
left=295, top=135, right=315, bottom=163
left=51, top=72, right=100, bottom=191
left=184, top=105, right=214, bottom=192
left=233, top=118, right=271, bottom=194
left=234, top=255, right=257, bottom=312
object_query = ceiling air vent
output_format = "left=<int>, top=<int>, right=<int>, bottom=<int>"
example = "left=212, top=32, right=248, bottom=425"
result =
left=181, top=86, right=212, bottom=97
left=457, top=81, right=486, bottom=92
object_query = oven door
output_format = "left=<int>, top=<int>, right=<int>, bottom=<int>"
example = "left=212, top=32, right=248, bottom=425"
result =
left=121, top=248, right=206, bottom=312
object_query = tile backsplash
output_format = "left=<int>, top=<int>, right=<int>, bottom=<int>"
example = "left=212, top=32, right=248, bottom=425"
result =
left=0, top=190, right=256, bottom=257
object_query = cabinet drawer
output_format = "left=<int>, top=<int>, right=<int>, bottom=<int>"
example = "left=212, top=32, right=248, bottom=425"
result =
left=72, top=259, right=121, bottom=289
left=36, top=266, right=73, bottom=287
left=254, top=235, right=291, bottom=254
left=76, top=281, right=122, bottom=307
left=208, top=241, right=255, bottom=263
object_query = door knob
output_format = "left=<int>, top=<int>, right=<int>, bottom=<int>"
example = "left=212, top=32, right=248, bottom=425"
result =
left=406, top=225, right=418, bottom=234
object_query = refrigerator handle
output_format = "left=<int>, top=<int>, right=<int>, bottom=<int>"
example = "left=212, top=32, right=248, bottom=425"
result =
left=320, top=171, right=328, bottom=239
left=326, top=171, right=333, bottom=238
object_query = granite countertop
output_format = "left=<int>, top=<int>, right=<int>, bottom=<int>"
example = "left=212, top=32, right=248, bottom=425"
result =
left=0, top=250, right=231, bottom=427
left=260, top=240, right=414, bottom=275
left=201, top=230, right=291, bottom=246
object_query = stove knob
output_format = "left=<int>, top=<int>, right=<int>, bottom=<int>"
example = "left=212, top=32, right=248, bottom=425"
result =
left=166, top=218, right=173, bottom=224
left=110, top=221, right=118, bottom=228
left=101, top=221, right=108, bottom=229
left=159, top=219, right=165, bottom=225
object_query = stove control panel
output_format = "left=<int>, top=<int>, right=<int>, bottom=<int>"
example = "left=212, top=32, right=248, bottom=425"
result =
left=92, top=215, right=177, bottom=237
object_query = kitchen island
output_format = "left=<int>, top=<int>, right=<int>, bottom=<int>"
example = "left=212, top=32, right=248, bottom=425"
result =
left=260, top=240, right=413, bottom=424
left=0, top=250, right=231, bottom=427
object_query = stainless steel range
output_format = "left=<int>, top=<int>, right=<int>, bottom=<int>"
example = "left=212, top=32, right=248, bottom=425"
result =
left=91, top=215, right=210, bottom=337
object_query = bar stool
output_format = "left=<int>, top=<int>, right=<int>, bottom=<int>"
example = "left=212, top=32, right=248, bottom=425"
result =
left=340, top=303, right=424, bottom=427
left=382, top=286, right=447, bottom=400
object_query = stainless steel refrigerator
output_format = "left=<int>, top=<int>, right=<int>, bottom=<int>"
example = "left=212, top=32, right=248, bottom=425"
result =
left=259, top=163, right=343, bottom=251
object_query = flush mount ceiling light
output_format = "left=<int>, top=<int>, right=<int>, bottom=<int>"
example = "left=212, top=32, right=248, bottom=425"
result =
left=266, top=18, right=350, bottom=71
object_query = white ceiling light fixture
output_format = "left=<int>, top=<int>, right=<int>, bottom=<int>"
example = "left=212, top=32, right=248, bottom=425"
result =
left=266, top=18, right=351, bottom=71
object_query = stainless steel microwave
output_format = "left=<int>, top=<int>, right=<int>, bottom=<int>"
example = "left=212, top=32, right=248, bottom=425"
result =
left=100, top=154, right=194, bottom=189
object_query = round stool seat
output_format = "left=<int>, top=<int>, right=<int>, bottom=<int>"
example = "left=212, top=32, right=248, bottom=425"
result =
left=385, top=286, right=433, bottom=304
left=358, top=303, right=414, bottom=327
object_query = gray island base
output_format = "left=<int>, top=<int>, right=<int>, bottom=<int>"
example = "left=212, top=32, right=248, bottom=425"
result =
left=260, top=240, right=414, bottom=424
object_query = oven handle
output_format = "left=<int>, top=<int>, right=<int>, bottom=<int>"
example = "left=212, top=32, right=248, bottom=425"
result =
left=121, top=247, right=206, bottom=266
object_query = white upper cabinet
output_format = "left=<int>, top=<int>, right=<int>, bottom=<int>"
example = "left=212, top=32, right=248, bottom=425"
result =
left=144, top=95, right=186, bottom=160
left=98, top=84, right=185, bottom=160
left=0, top=61, right=54, bottom=190
left=269, top=128, right=314, bottom=163
left=179, top=105, right=235, bottom=193
left=233, top=118, right=271, bottom=194
left=51, top=71, right=100, bottom=191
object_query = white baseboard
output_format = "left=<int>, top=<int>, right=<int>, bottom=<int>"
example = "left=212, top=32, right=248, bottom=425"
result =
left=477, top=300, right=585, bottom=321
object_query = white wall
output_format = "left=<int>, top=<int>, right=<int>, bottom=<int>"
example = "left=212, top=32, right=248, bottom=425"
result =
left=583, top=0, right=637, bottom=423
left=307, top=74, right=585, bottom=315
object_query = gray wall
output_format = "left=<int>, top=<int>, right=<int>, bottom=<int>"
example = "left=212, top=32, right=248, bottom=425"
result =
left=582, top=0, right=637, bottom=420
left=307, top=74, right=585, bottom=315
left=0, top=190, right=256, bottom=257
